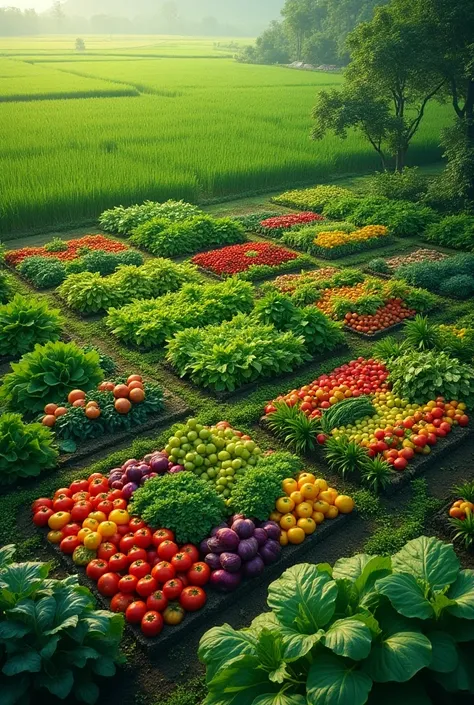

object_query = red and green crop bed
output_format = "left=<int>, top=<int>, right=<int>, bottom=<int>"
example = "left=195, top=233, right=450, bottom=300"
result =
left=5, top=235, right=128, bottom=267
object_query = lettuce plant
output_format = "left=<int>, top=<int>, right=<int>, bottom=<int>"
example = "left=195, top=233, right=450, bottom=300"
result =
left=18, top=256, right=66, bottom=289
left=0, top=341, right=103, bottom=415
left=0, top=295, right=63, bottom=357
left=200, top=536, right=474, bottom=704
left=0, top=544, right=124, bottom=704
left=99, top=199, right=202, bottom=234
left=0, top=270, right=14, bottom=304
left=0, top=413, right=58, bottom=484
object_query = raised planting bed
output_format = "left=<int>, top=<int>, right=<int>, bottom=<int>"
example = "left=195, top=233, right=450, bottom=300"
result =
left=365, top=248, right=449, bottom=278
left=30, top=420, right=355, bottom=649
left=234, top=212, right=326, bottom=239
left=191, top=241, right=315, bottom=281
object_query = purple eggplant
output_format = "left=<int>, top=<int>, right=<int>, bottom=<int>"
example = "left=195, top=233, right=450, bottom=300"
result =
left=243, top=555, right=265, bottom=578
left=262, top=521, right=281, bottom=541
left=237, top=537, right=258, bottom=561
left=253, top=528, right=268, bottom=547
left=204, top=553, right=221, bottom=571
left=210, top=569, right=242, bottom=592
left=216, top=528, right=240, bottom=551
left=259, top=539, right=281, bottom=565
left=219, top=552, right=242, bottom=573
left=232, top=518, right=255, bottom=539
left=122, top=482, right=138, bottom=499
left=149, top=455, right=169, bottom=474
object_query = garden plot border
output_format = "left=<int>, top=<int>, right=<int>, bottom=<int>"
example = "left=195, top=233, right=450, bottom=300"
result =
left=194, top=260, right=318, bottom=284
left=40, top=509, right=354, bottom=653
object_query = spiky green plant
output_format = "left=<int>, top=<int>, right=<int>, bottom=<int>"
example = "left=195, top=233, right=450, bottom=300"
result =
left=324, top=436, right=368, bottom=479
left=453, top=480, right=474, bottom=503
left=266, top=402, right=320, bottom=454
left=372, top=336, right=405, bottom=362
left=450, top=512, right=474, bottom=550
left=360, top=456, right=394, bottom=493
left=403, top=315, right=440, bottom=351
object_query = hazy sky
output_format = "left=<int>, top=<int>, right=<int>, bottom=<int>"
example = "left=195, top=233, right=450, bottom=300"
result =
left=1, top=1, right=52, bottom=9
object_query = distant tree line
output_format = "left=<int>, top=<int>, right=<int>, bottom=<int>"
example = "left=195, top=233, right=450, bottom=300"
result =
left=237, top=0, right=388, bottom=66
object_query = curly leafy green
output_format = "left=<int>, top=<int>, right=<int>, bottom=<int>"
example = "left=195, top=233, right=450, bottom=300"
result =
left=0, top=295, right=63, bottom=358
left=0, top=413, right=58, bottom=484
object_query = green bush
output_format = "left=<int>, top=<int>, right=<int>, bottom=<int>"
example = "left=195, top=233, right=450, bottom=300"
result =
left=0, top=341, right=103, bottom=415
left=367, top=257, right=390, bottom=274
left=0, top=270, right=14, bottom=304
left=200, top=535, right=474, bottom=705
left=272, top=185, right=353, bottom=211
left=81, top=249, right=144, bottom=276
left=281, top=222, right=356, bottom=255
left=439, top=274, right=474, bottom=299
left=43, top=237, right=68, bottom=252
left=18, top=256, right=66, bottom=289
left=322, top=195, right=362, bottom=219
left=129, top=471, right=226, bottom=544
left=0, top=413, right=58, bottom=484
left=0, top=544, right=124, bottom=704
left=349, top=198, right=438, bottom=236
left=106, top=278, right=254, bottom=349
left=424, top=214, right=474, bottom=250
left=0, top=295, right=63, bottom=358
left=367, top=167, right=430, bottom=202
left=396, top=254, right=474, bottom=296
left=99, top=199, right=202, bottom=234
left=232, top=212, right=281, bottom=232
left=131, top=215, right=246, bottom=258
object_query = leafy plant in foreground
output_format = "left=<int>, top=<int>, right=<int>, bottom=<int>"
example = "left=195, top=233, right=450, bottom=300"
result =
left=359, top=455, right=394, bottom=494
left=200, top=535, right=474, bottom=704
left=266, top=402, right=321, bottom=455
left=0, top=544, right=124, bottom=704
left=0, top=413, right=58, bottom=484
left=0, top=270, right=14, bottom=304
left=324, top=435, right=368, bottom=479
left=18, top=256, right=66, bottom=289
left=0, top=295, right=63, bottom=358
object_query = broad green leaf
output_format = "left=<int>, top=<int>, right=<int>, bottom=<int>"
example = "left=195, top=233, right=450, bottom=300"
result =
left=333, top=554, right=374, bottom=582
left=64, top=646, right=99, bottom=668
left=355, top=557, right=392, bottom=607
left=317, top=563, right=333, bottom=577
left=307, top=653, right=372, bottom=705
left=253, top=694, right=306, bottom=705
left=207, top=654, right=276, bottom=705
left=375, top=574, right=433, bottom=619
left=198, top=624, right=257, bottom=681
left=279, top=624, right=324, bottom=662
left=431, top=644, right=473, bottom=693
left=36, top=669, right=74, bottom=699
left=350, top=612, right=381, bottom=638
left=268, top=564, right=337, bottom=632
left=40, top=635, right=59, bottom=660
left=250, top=612, right=280, bottom=635
left=35, top=595, right=56, bottom=632
left=0, top=620, right=31, bottom=639
left=445, top=615, right=474, bottom=643
left=269, top=663, right=290, bottom=685
left=74, top=681, right=100, bottom=705
left=45, top=614, right=79, bottom=635
left=430, top=592, right=457, bottom=618
left=54, top=586, right=93, bottom=623
left=0, top=562, right=49, bottom=599
left=2, top=650, right=41, bottom=676
left=324, top=618, right=372, bottom=660
left=447, top=570, right=474, bottom=620
left=92, top=657, right=116, bottom=677
left=256, top=628, right=288, bottom=683
left=391, top=537, right=459, bottom=592
left=427, top=631, right=458, bottom=673
left=363, top=632, right=432, bottom=683
left=0, top=544, right=16, bottom=569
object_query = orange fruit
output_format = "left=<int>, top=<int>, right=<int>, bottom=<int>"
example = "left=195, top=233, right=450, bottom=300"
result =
left=319, top=490, right=337, bottom=505
left=42, top=415, right=56, bottom=427
left=282, top=478, right=298, bottom=495
left=127, top=374, right=143, bottom=384
left=85, top=406, right=101, bottom=420
left=279, top=530, right=289, bottom=547
left=89, top=511, right=106, bottom=523
left=287, top=527, right=305, bottom=545
left=295, top=502, right=313, bottom=518
left=280, top=514, right=297, bottom=530
left=78, top=527, right=91, bottom=542
left=297, top=473, right=315, bottom=488
left=82, top=518, right=99, bottom=531
left=44, top=403, right=58, bottom=415
left=68, top=389, right=86, bottom=404
left=300, top=483, right=319, bottom=501
left=289, top=491, right=303, bottom=505
left=115, top=398, right=132, bottom=414
left=54, top=406, right=68, bottom=417
left=276, top=497, right=295, bottom=513
left=128, top=381, right=144, bottom=392
left=86, top=400, right=99, bottom=408
left=297, top=518, right=316, bottom=535
left=113, top=384, right=130, bottom=399
left=326, top=506, right=339, bottom=519
left=103, top=382, right=115, bottom=391
left=129, top=388, right=145, bottom=404
left=269, top=510, right=282, bottom=522
left=335, top=495, right=355, bottom=514
left=313, top=500, right=330, bottom=515
left=312, top=511, right=325, bottom=524
left=314, top=479, right=328, bottom=492
left=73, top=399, right=86, bottom=407
left=449, top=507, right=465, bottom=518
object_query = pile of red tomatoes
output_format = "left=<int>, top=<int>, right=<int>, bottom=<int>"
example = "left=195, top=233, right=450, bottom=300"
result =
left=343, top=299, right=416, bottom=335
left=31, top=472, right=209, bottom=638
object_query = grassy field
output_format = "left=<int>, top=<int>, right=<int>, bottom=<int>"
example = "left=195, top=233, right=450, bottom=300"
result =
left=0, top=36, right=450, bottom=236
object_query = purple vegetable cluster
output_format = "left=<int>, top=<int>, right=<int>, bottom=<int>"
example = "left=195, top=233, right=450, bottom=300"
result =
left=200, top=515, right=282, bottom=591
left=107, top=451, right=184, bottom=499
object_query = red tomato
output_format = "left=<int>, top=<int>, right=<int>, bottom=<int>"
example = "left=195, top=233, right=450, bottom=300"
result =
left=133, top=528, right=152, bottom=549
left=180, top=586, right=207, bottom=612
left=125, top=601, right=147, bottom=624
left=97, top=542, right=118, bottom=562
left=146, top=590, right=168, bottom=612
left=181, top=544, right=199, bottom=563
left=147, top=549, right=159, bottom=566
left=107, top=489, right=124, bottom=501
left=187, top=562, right=211, bottom=586
left=86, top=559, right=109, bottom=581
left=117, top=524, right=131, bottom=536
left=70, top=479, right=89, bottom=494
left=89, top=478, right=109, bottom=496
left=118, top=574, right=139, bottom=594
left=393, top=457, right=408, bottom=472
left=129, top=560, right=150, bottom=579
left=136, top=575, right=158, bottom=597
left=108, top=532, right=123, bottom=547
left=112, top=499, right=127, bottom=510
left=127, top=546, right=147, bottom=564
left=141, top=611, right=164, bottom=637
left=31, top=497, right=53, bottom=513
left=176, top=573, right=189, bottom=587
left=162, top=579, right=184, bottom=600
left=129, top=517, right=145, bottom=532
left=71, top=501, right=93, bottom=523
left=399, top=447, right=415, bottom=461
left=110, top=592, right=135, bottom=613
left=108, top=552, right=129, bottom=573
left=33, top=507, right=54, bottom=527
left=53, top=494, right=74, bottom=512
left=62, top=523, right=81, bottom=537
left=91, top=493, right=108, bottom=509
left=171, top=552, right=193, bottom=573
left=60, top=535, right=80, bottom=554
left=97, top=572, right=120, bottom=597
left=152, top=529, right=174, bottom=547
left=157, top=540, right=179, bottom=561
left=54, top=487, right=72, bottom=498
left=151, top=561, right=175, bottom=584
left=120, top=534, right=137, bottom=554
left=97, top=500, right=114, bottom=516
left=71, top=491, right=90, bottom=503
left=163, top=604, right=185, bottom=626
left=459, top=415, right=469, bottom=427
left=88, top=472, right=106, bottom=483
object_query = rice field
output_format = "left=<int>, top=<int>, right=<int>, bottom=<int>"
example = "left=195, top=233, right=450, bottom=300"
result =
left=0, top=39, right=450, bottom=236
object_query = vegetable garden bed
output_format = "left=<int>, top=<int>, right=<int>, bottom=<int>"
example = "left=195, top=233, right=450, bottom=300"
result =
left=343, top=318, right=413, bottom=339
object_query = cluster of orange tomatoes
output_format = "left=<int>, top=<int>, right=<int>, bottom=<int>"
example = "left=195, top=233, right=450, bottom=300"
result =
left=449, top=498, right=473, bottom=520
left=41, top=374, right=146, bottom=427
left=270, top=472, right=354, bottom=546
left=343, top=299, right=415, bottom=335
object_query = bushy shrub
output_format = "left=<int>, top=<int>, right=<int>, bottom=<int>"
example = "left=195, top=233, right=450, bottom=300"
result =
left=0, top=295, right=63, bottom=357
left=81, top=249, right=144, bottom=275
left=272, top=185, right=353, bottom=211
left=424, top=214, right=474, bottom=250
left=349, top=198, right=438, bottom=236
left=99, top=199, right=202, bottom=234
left=367, top=257, right=390, bottom=274
left=322, top=195, right=362, bottom=219
left=131, top=215, right=246, bottom=258
left=43, top=236, right=68, bottom=252
left=367, top=167, right=430, bottom=201
left=0, top=544, right=124, bottom=703
left=0, top=341, right=103, bottom=415
left=129, top=471, right=226, bottom=544
left=106, top=278, right=254, bottom=349
left=18, top=256, right=66, bottom=288
left=0, top=270, right=14, bottom=304
left=439, top=274, right=474, bottom=299
left=396, top=253, right=474, bottom=296
left=0, top=413, right=58, bottom=483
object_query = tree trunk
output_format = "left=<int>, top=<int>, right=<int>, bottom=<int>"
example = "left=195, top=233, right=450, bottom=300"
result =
left=464, top=79, right=474, bottom=202
left=395, top=148, right=405, bottom=172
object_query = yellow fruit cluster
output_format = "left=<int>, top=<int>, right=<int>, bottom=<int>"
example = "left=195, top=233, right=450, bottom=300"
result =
left=270, top=472, right=355, bottom=546
left=314, top=225, right=389, bottom=249
left=438, top=324, right=467, bottom=339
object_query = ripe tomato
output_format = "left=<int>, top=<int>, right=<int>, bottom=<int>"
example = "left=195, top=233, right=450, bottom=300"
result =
left=120, top=534, right=137, bottom=554
left=86, top=559, right=109, bottom=581
left=70, top=479, right=89, bottom=494
left=82, top=517, right=99, bottom=531
left=97, top=500, right=114, bottom=516
left=136, top=575, right=158, bottom=598
left=171, top=552, right=193, bottom=572
left=108, top=552, right=129, bottom=572
left=33, top=506, right=55, bottom=527
left=127, top=546, right=147, bottom=563
left=133, top=528, right=152, bottom=549
left=129, top=560, right=150, bottom=579
left=109, top=509, right=130, bottom=526
left=89, top=511, right=107, bottom=524
left=71, top=501, right=93, bottom=523
left=31, top=497, right=53, bottom=513
left=459, top=414, right=469, bottom=427
left=180, top=544, right=199, bottom=563
left=97, top=542, right=118, bottom=561
left=118, top=574, right=139, bottom=594
left=151, top=561, right=175, bottom=584
left=47, top=530, right=64, bottom=544
left=107, top=490, right=124, bottom=501
left=91, top=493, right=109, bottom=508
left=89, top=478, right=109, bottom=496
left=84, top=532, right=102, bottom=550
left=147, top=549, right=159, bottom=566
left=48, top=511, right=71, bottom=530
left=180, top=586, right=206, bottom=612
left=62, top=523, right=81, bottom=537
left=72, top=491, right=90, bottom=503
left=60, top=535, right=80, bottom=554
left=98, top=521, right=118, bottom=538
left=393, top=457, right=408, bottom=472
left=129, top=517, right=145, bottom=532
left=112, top=499, right=127, bottom=510
left=97, top=572, right=120, bottom=597
left=163, top=604, right=185, bottom=626
left=126, top=600, right=147, bottom=624
left=399, top=447, right=415, bottom=461
left=175, top=572, right=189, bottom=587
left=54, top=487, right=72, bottom=498
left=187, top=562, right=211, bottom=586
left=53, top=494, right=74, bottom=512
left=146, top=590, right=168, bottom=612
left=110, top=592, right=135, bottom=614
left=108, top=532, right=122, bottom=546
left=157, top=540, right=179, bottom=561
left=152, top=529, right=174, bottom=547
left=141, top=611, right=164, bottom=637
left=162, top=579, right=184, bottom=600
